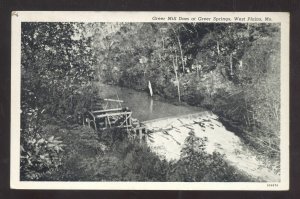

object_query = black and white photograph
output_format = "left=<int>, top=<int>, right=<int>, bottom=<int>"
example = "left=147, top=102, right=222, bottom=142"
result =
left=10, top=12, right=289, bottom=190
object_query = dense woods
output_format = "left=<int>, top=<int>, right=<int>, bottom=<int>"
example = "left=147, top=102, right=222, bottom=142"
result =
left=20, top=22, right=280, bottom=181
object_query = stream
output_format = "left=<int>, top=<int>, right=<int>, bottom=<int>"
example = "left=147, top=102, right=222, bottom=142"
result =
left=97, top=82, right=280, bottom=182
left=97, top=83, right=204, bottom=121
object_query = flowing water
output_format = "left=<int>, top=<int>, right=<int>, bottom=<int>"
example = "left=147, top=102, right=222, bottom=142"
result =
left=97, top=82, right=280, bottom=182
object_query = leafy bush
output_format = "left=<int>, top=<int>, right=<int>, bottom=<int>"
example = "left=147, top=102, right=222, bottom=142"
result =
left=21, top=135, right=64, bottom=180
left=48, top=127, right=168, bottom=181
left=20, top=108, right=65, bottom=180
left=166, top=131, right=252, bottom=182
left=20, top=22, right=96, bottom=180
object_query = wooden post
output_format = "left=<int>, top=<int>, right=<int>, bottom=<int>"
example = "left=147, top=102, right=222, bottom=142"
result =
left=93, top=121, right=97, bottom=132
left=125, top=114, right=128, bottom=133
left=144, top=128, right=147, bottom=143
left=129, top=113, right=132, bottom=126
left=88, top=120, right=91, bottom=128
left=105, top=117, right=108, bottom=128
left=148, top=81, right=153, bottom=97
left=107, top=116, right=111, bottom=127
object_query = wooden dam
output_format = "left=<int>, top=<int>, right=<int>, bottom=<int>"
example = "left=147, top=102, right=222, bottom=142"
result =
left=81, top=90, right=280, bottom=182
left=82, top=97, right=148, bottom=142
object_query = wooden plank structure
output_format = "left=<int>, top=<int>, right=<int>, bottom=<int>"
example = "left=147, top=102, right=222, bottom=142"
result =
left=123, top=122, right=149, bottom=143
left=82, top=97, right=149, bottom=143
left=84, top=106, right=132, bottom=132
left=83, top=98, right=146, bottom=137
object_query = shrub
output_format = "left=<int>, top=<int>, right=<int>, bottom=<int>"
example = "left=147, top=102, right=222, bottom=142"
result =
left=166, top=131, right=252, bottom=182
left=20, top=108, right=65, bottom=180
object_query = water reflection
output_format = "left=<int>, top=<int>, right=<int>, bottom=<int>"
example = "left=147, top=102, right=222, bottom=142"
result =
left=149, top=98, right=153, bottom=114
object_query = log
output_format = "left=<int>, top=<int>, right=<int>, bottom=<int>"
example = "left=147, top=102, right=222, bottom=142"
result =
left=103, top=98, right=124, bottom=103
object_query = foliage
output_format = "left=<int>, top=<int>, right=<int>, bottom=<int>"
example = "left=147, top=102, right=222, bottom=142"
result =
left=211, top=33, right=281, bottom=171
left=20, top=22, right=281, bottom=180
left=166, top=131, right=251, bottom=182
left=40, top=126, right=251, bottom=182
left=21, top=22, right=95, bottom=180
left=42, top=127, right=168, bottom=181
left=92, top=128, right=168, bottom=181
left=20, top=108, right=65, bottom=180
left=89, top=22, right=281, bottom=169
left=41, top=125, right=106, bottom=181
left=21, top=22, right=95, bottom=119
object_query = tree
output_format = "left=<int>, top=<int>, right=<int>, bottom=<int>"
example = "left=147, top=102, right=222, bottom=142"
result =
left=21, top=22, right=95, bottom=180
left=22, top=22, right=95, bottom=117
left=167, top=130, right=249, bottom=182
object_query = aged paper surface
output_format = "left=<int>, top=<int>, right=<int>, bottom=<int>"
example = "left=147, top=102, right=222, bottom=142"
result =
left=11, top=11, right=289, bottom=190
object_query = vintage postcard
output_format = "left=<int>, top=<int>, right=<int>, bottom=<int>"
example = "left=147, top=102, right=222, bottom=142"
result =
left=11, top=11, right=289, bottom=190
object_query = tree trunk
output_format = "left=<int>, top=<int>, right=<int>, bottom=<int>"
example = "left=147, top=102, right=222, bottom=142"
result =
left=217, top=41, right=220, bottom=55
left=171, top=27, right=185, bottom=73
left=239, top=60, right=243, bottom=69
left=175, top=49, right=178, bottom=67
left=173, top=56, right=181, bottom=102
left=177, top=35, right=185, bottom=73
left=230, top=53, right=233, bottom=76
left=210, top=70, right=214, bottom=98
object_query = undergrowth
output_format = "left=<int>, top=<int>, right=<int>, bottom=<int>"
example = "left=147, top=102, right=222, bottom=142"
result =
left=40, top=125, right=253, bottom=182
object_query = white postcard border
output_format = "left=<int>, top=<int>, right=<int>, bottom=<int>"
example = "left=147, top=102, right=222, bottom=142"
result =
left=11, top=11, right=290, bottom=190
